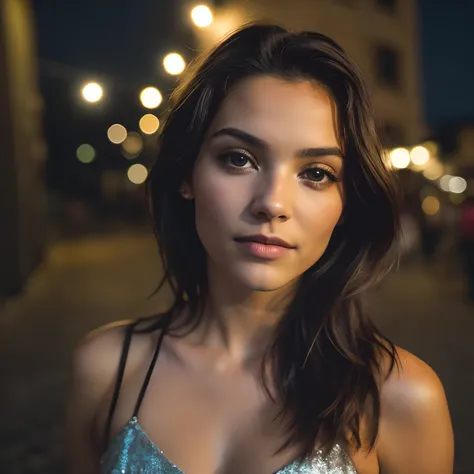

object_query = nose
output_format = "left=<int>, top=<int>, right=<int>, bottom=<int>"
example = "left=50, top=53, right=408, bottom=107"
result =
left=249, top=170, right=292, bottom=222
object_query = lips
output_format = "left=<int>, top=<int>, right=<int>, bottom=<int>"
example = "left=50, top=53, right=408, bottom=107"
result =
left=234, top=234, right=295, bottom=249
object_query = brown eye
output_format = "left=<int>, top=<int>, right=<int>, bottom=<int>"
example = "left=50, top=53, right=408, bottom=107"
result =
left=305, top=168, right=327, bottom=182
left=300, top=166, right=338, bottom=188
left=218, top=150, right=256, bottom=170
left=228, top=152, right=250, bottom=167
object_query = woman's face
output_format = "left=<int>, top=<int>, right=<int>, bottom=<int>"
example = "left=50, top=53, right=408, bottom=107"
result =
left=188, top=76, right=344, bottom=292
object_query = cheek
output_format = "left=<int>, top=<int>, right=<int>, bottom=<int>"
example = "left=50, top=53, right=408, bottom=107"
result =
left=192, top=164, right=248, bottom=243
left=299, top=193, right=343, bottom=249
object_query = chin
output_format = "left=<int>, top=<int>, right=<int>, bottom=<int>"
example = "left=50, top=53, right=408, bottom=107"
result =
left=231, top=263, right=297, bottom=293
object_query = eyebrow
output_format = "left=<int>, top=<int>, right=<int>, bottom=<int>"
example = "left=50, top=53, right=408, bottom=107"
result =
left=209, top=127, right=343, bottom=159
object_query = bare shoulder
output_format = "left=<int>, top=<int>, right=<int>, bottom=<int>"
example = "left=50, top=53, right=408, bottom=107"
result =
left=70, top=319, right=156, bottom=399
left=380, top=346, right=447, bottom=415
left=65, top=321, right=135, bottom=472
left=68, top=321, right=133, bottom=419
left=72, top=322, right=130, bottom=381
left=67, top=319, right=160, bottom=449
left=376, top=346, right=454, bottom=474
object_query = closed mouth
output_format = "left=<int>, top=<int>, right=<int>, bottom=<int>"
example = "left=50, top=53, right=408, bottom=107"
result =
left=234, top=234, right=295, bottom=249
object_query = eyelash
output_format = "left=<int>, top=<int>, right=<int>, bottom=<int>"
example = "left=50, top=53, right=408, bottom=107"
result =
left=217, top=149, right=339, bottom=188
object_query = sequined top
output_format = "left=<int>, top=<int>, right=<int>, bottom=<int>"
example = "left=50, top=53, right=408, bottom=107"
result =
left=100, top=318, right=358, bottom=474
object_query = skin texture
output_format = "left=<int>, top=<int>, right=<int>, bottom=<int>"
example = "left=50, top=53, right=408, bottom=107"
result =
left=66, top=77, right=454, bottom=474
left=189, top=76, right=344, bottom=295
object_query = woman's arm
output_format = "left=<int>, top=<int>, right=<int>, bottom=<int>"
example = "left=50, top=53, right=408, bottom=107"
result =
left=376, top=348, right=454, bottom=474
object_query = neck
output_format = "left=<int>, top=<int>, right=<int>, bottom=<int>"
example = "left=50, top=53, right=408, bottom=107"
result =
left=187, top=264, right=298, bottom=361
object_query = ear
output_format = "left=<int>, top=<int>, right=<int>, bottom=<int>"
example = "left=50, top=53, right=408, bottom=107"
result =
left=179, top=181, right=194, bottom=200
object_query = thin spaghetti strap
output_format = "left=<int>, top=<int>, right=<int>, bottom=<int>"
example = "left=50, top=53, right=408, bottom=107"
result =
left=103, top=320, right=139, bottom=451
left=132, top=314, right=172, bottom=417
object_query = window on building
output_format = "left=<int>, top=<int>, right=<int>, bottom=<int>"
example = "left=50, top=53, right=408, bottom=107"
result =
left=375, top=45, right=401, bottom=88
left=375, top=0, right=397, bottom=12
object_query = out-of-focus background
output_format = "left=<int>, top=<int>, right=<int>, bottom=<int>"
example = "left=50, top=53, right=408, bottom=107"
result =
left=0, top=0, right=473, bottom=473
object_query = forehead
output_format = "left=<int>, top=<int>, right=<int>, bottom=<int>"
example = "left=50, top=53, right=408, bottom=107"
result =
left=207, top=76, right=339, bottom=147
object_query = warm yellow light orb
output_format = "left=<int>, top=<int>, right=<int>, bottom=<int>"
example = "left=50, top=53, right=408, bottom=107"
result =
left=107, top=124, right=127, bottom=144
left=422, top=196, right=440, bottom=216
left=191, top=5, right=213, bottom=27
left=82, top=82, right=103, bottom=103
left=163, top=53, right=186, bottom=75
left=127, top=164, right=148, bottom=185
left=139, top=114, right=160, bottom=135
left=410, top=146, right=430, bottom=166
left=390, top=148, right=410, bottom=169
left=140, top=87, right=162, bottom=109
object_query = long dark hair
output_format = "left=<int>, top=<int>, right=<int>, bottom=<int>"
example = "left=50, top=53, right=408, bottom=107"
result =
left=146, top=23, right=400, bottom=460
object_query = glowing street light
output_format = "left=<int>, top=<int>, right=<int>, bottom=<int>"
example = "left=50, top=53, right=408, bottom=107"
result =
left=439, top=175, right=453, bottom=192
left=127, top=164, right=148, bottom=185
left=390, top=148, right=410, bottom=169
left=140, top=87, right=162, bottom=109
left=448, top=176, right=467, bottom=194
left=139, top=114, right=160, bottom=135
left=422, top=196, right=440, bottom=216
left=107, top=124, right=127, bottom=144
left=163, top=53, right=186, bottom=75
left=191, top=5, right=213, bottom=28
left=82, top=82, right=103, bottom=103
left=410, top=146, right=430, bottom=166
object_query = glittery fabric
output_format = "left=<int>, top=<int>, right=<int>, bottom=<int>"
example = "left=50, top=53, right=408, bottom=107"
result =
left=101, top=417, right=357, bottom=474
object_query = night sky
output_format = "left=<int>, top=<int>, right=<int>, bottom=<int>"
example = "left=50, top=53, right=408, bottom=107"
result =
left=419, top=0, right=474, bottom=127
left=33, top=0, right=473, bottom=184
left=33, top=0, right=473, bottom=127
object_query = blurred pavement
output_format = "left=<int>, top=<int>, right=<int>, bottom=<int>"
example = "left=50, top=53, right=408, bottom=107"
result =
left=0, top=231, right=472, bottom=473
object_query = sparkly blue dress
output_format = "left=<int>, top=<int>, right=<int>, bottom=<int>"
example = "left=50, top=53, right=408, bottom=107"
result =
left=100, top=319, right=357, bottom=474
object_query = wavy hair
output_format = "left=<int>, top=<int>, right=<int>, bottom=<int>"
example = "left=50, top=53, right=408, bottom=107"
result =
left=146, top=23, right=401, bottom=460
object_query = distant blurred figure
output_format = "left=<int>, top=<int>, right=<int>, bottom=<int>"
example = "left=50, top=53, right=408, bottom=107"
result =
left=458, top=196, right=474, bottom=300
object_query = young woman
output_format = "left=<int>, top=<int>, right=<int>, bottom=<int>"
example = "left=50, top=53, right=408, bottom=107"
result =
left=66, top=23, right=454, bottom=474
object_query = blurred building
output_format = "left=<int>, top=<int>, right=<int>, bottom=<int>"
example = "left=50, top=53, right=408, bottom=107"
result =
left=200, top=0, right=426, bottom=147
left=0, top=0, right=46, bottom=296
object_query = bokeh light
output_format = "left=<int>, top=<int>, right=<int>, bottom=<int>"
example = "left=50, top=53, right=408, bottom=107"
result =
left=121, top=132, right=143, bottom=158
left=76, top=144, right=96, bottom=164
left=127, top=164, right=148, bottom=184
left=107, top=124, right=127, bottom=144
left=191, top=5, right=213, bottom=27
left=140, top=87, right=162, bottom=109
left=439, top=175, right=453, bottom=192
left=422, top=196, right=440, bottom=216
left=390, top=148, right=410, bottom=169
left=448, top=176, right=467, bottom=194
left=139, top=114, right=160, bottom=135
left=422, top=161, right=444, bottom=180
left=424, top=141, right=439, bottom=156
left=410, top=146, right=430, bottom=166
left=82, top=82, right=103, bottom=103
left=163, top=53, right=186, bottom=75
